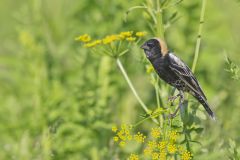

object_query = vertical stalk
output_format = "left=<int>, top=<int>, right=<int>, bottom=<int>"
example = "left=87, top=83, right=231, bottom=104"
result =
left=116, top=58, right=158, bottom=124
left=151, top=74, right=160, bottom=108
left=156, top=0, right=165, bottom=39
left=155, top=0, right=165, bottom=128
left=153, top=75, right=163, bottom=126
left=191, top=0, right=207, bottom=73
left=155, top=79, right=161, bottom=108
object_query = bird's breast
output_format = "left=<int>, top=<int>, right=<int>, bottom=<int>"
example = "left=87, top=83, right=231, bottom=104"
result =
left=152, top=58, right=172, bottom=78
left=151, top=57, right=181, bottom=87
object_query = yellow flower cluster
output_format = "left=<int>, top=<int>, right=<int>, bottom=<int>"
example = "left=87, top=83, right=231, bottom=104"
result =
left=167, top=143, right=177, bottom=154
left=148, top=140, right=157, bottom=149
left=151, top=128, right=161, bottom=138
left=112, top=125, right=192, bottom=160
left=119, top=31, right=133, bottom=38
left=102, top=35, right=119, bottom=44
left=134, top=132, right=146, bottom=143
left=168, top=130, right=178, bottom=142
left=112, top=124, right=146, bottom=147
left=112, top=125, right=118, bottom=132
left=75, top=34, right=91, bottom=42
left=128, top=153, right=139, bottom=160
left=159, top=151, right=167, bottom=160
left=75, top=31, right=147, bottom=48
left=151, top=152, right=159, bottom=160
left=181, top=151, right=192, bottom=160
left=136, top=31, right=147, bottom=37
left=158, top=141, right=167, bottom=150
left=112, top=124, right=132, bottom=147
left=144, top=129, right=192, bottom=160
left=84, top=40, right=101, bottom=48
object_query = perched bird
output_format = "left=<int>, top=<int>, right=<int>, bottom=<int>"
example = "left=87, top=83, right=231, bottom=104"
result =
left=141, top=38, right=215, bottom=120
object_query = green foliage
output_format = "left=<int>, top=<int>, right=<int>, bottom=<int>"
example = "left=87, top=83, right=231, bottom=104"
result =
left=228, top=139, right=240, bottom=160
left=0, top=0, right=240, bottom=159
left=225, top=56, right=240, bottom=80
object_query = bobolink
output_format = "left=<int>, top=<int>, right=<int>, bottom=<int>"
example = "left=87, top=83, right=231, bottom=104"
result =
left=141, top=38, right=215, bottom=120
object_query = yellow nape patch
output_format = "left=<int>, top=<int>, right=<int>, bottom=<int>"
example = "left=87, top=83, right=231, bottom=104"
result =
left=154, top=38, right=168, bottom=55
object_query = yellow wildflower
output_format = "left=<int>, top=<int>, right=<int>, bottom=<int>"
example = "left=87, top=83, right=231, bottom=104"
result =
left=146, top=65, right=154, bottom=74
left=147, top=141, right=157, bottom=149
left=158, top=141, right=167, bottom=150
left=84, top=43, right=94, bottom=48
left=144, top=147, right=152, bottom=156
left=134, top=132, right=146, bottom=143
left=120, top=31, right=133, bottom=38
left=136, top=31, right=147, bottom=37
left=124, top=129, right=129, bottom=135
left=117, top=130, right=126, bottom=141
left=167, top=143, right=177, bottom=154
left=123, top=124, right=132, bottom=134
left=75, top=34, right=91, bottom=42
left=119, top=141, right=126, bottom=147
left=151, top=152, right=159, bottom=160
left=126, top=37, right=136, bottom=42
left=113, top=136, right=119, bottom=142
left=102, top=35, right=119, bottom=44
left=168, top=130, right=178, bottom=142
left=115, top=124, right=132, bottom=142
left=151, top=128, right=161, bottom=138
left=129, top=153, right=139, bottom=160
left=118, top=35, right=125, bottom=39
left=159, top=151, right=167, bottom=160
left=112, top=125, right=118, bottom=132
left=181, top=151, right=192, bottom=160
left=95, top=40, right=102, bottom=44
left=84, top=40, right=102, bottom=48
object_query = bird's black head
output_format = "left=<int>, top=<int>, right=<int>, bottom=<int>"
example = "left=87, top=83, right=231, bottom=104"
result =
left=140, top=38, right=168, bottom=59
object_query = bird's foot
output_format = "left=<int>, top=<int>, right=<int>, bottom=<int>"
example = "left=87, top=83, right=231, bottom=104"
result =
left=168, top=101, right=182, bottom=120
left=167, top=112, right=178, bottom=125
left=168, top=94, right=180, bottom=102
left=168, top=112, right=178, bottom=119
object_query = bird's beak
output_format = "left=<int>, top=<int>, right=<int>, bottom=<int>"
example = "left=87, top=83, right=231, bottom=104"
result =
left=140, top=43, right=149, bottom=50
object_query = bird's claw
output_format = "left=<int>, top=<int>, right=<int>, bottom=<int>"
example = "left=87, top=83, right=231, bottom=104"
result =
left=168, top=94, right=180, bottom=106
left=168, top=95, right=178, bottom=102
left=167, top=113, right=178, bottom=124
left=168, top=113, right=178, bottom=119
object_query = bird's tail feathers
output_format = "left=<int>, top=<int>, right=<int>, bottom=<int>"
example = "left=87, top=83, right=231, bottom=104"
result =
left=195, top=95, right=216, bottom=120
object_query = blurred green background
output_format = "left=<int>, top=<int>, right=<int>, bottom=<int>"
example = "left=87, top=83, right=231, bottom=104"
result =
left=0, top=0, right=240, bottom=159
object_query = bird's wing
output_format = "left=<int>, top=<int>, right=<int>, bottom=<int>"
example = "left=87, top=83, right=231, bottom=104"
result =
left=168, top=53, right=207, bottom=99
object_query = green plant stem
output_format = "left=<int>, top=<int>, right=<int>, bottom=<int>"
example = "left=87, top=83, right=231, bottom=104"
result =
left=152, top=75, right=163, bottom=126
left=156, top=0, right=165, bottom=39
left=155, top=0, right=165, bottom=127
left=191, top=0, right=207, bottom=73
left=116, top=58, right=158, bottom=124
left=155, top=78, right=161, bottom=109
left=151, top=74, right=161, bottom=108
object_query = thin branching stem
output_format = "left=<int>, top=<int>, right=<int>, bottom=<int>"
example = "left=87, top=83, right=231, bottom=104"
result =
left=116, top=58, right=158, bottom=124
left=191, top=0, right=207, bottom=73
